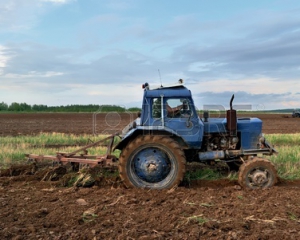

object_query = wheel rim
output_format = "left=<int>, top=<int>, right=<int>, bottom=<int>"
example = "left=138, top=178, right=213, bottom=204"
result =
left=246, top=167, right=272, bottom=188
left=129, top=146, right=175, bottom=186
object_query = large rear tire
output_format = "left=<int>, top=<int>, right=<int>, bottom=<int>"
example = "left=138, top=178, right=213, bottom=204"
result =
left=238, top=157, right=278, bottom=189
left=118, top=135, right=186, bottom=189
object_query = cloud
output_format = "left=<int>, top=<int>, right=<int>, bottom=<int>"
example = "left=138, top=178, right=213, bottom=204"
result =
left=193, top=91, right=298, bottom=110
left=156, top=8, right=300, bottom=82
left=1, top=2, right=300, bottom=109
left=187, top=77, right=299, bottom=95
left=0, top=42, right=163, bottom=86
left=0, top=45, right=11, bottom=69
left=0, top=0, right=40, bottom=31
left=0, top=0, right=73, bottom=32
left=105, top=0, right=134, bottom=11
left=3, top=71, right=64, bottom=79
left=41, top=0, right=73, bottom=3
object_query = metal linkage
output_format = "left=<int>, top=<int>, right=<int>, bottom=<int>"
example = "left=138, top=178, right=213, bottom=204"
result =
left=25, top=134, right=119, bottom=168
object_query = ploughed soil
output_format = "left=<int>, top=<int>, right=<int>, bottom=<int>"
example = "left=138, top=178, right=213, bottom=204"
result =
left=0, top=113, right=300, bottom=239
left=0, top=112, right=299, bottom=136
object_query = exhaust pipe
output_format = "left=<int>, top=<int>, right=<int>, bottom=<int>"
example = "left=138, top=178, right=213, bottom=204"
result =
left=226, top=94, right=237, bottom=136
left=199, top=151, right=225, bottom=161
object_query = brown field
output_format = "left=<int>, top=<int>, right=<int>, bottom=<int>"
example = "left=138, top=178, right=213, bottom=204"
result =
left=0, top=112, right=299, bottom=136
left=0, top=113, right=300, bottom=239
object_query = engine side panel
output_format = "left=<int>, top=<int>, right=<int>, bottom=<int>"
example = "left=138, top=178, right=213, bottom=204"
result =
left=203, top=117, right=262, bottom=150
left=237, top=117, right=262, bottom=149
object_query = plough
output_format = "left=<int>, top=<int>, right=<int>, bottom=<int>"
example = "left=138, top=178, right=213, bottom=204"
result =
left=26, top=134, right=119, bottom=169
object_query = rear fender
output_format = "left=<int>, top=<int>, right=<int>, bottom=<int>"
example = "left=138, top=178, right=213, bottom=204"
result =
left=114, top=127, right=189, bottom=151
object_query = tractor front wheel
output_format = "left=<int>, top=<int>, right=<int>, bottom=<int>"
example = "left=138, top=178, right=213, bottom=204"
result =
left=118, top=135, right=186, bottom=189
left=238, top=157, right=278, bottom=189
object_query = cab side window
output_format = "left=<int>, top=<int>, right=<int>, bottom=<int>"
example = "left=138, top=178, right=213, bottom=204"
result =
left=166, top=98, right=192, bottom=118
left=152, top=97, right=193, bottom=118
left=152, top=98, right=161, bottom=118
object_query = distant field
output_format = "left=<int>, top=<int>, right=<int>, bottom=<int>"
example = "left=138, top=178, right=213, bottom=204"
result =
left=0, top=112, right=299, bottom=136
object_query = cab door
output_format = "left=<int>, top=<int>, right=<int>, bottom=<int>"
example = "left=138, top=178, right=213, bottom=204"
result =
left=164, top=98, right=203, bottom=148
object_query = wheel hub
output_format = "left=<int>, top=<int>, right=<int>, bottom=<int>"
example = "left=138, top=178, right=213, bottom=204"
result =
left=147, top=163, right=158, bottom=173
left=132, top=147, right=171, bottom=183
left=250, top=170, right=268, bottom=186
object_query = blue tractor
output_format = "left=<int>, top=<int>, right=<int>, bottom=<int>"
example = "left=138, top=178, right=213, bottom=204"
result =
left=115, top=80, right=278, bottom=189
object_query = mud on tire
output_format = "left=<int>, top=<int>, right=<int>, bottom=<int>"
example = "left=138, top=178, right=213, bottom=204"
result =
left=238, top=157, right=278, bottom=189
left=118, top=135, right=186, bottom=189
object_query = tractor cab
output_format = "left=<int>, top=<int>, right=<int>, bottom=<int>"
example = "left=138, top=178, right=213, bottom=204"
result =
left=138, top=80, right=204, bottom=148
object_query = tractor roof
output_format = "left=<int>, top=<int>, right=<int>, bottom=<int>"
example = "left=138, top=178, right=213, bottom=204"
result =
left=144, top=85, right=191, bottom=98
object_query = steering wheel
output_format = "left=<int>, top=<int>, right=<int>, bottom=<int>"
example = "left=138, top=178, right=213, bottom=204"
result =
left=180, top=101, right=191, bottom=116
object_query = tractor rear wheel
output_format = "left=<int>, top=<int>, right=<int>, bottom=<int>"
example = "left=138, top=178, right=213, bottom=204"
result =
left=118, top=135, right=186, bottom=189
left=238, top=157, right=278, bottom=189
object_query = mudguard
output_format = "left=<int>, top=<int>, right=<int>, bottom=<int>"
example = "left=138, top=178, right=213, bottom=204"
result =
left=114, top=125, right=188, bottom=151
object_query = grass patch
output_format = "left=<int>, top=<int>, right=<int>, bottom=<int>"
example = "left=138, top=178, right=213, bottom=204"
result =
left=185, top=215, right=208, bottom=225
left=0, top=133, right=299, bottom=180
left=266, top=133, right=300, bottom=146
left=287, top=212, right=298, bottom=221
left=269, top=145, right=300, bottom=180
left=0, top=133, right=121, bottom=168
left=266, top=134, right=300, bottom=180
left=185, top=168, right=222, bottom=181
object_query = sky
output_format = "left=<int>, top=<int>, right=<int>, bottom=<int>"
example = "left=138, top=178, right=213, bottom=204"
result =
left=1, top=0, right=300, bottom=110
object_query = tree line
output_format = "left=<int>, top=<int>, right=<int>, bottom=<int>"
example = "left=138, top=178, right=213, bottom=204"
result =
left=0, top=102, right=141, bottom=113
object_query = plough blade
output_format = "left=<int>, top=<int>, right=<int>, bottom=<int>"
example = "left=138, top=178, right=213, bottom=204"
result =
left=25, top=134, right=119, bottom=169
left=25, top=153, right=118, bottom=168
